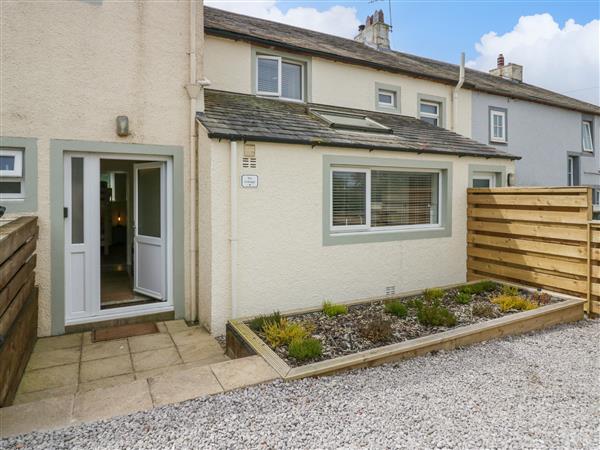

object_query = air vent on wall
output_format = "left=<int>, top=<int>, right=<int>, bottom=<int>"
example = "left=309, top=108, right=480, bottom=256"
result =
left=385, top=286, right=395, bottom=296
left=242, top=157, right=256, bottom=169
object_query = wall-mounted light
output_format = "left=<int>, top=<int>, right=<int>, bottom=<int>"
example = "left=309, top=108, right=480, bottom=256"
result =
left=116, top=116, right=129, bottom=137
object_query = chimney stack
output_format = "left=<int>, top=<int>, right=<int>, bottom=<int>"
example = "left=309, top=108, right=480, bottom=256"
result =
left=489, top=53, right=523, bottom=82
left=354, top=9, right=390, bottom=50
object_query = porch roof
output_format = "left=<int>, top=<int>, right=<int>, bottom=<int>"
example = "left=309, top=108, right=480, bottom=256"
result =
left=198, top=90, right=520, bottom=160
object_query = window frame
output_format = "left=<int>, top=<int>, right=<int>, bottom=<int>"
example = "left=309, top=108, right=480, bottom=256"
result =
left=489, top=109, right=507, bottom=143
left=256, top=55, right=282, bottom=97
left=330, top=166, right=443, bottom=234
left=567, top=156, right=575, bottom=186
left=377, top=89, right=396, bottom=108
left=582, top=121, right=594, bottom=152
left=0, top=148, right=24, bottom=178
left=419, top=101, right=440, bottom=127
left=255, top=54, right=306, bottom=102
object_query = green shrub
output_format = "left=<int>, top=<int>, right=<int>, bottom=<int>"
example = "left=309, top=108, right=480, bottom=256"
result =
left=417, top=304, right=457, bottom=327
left=454, top=292, right=472, bottom=305
left=423, top=288, right=445, bottom=302
left=384, top=300, right=408, bottom=318
left=359, top=318, right=393, bottom=343
left=492, top=295, right=537, bottom=312
left=322, top=301, right=348, bottom=317
left=263, top=319, right=309, bottom=348
left=501, top=285, right=520, bottom=296
left=406, top=299, right=424, bottom=310
left=472, top=303, right=498, bottom=318
left=288, top=338, right=322, bottom=361
left=460, top=281, right=497, bottom=295
left=248, top=311, right=281, bottom=332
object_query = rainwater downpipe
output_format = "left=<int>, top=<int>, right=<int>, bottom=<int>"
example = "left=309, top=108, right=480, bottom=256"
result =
left=452, top=52, right=465, bottom=132
left=188, top=0, right=198, bottom=323
left=230, top=140, right=239, bottom=318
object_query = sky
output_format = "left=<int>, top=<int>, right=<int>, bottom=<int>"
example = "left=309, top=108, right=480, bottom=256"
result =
left=205, top=1, right=600, bottom=105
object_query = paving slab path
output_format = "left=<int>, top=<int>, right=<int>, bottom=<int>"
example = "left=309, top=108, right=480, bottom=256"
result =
left=1, top=320, right=598, bottom=449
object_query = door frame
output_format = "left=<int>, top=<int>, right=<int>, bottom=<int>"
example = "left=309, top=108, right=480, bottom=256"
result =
left=51, top=140, right=184, bottom=335
left=63, top=152, right=174, bottom=325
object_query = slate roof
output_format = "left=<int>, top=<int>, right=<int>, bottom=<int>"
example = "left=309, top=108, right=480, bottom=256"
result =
left=204, top=6, right=600, bottom=115
left=198, top=90, right=519, bottom=160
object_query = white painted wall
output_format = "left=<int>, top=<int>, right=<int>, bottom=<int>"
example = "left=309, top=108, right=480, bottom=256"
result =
left=1, top=1, right=202, bottom=335
left=199, top=138, right=514, bottom=334
left=204, top=36, right=472, bottom=137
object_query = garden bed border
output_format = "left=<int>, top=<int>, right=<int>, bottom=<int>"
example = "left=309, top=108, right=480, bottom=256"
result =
left=226, top=280, right=586, bottom=380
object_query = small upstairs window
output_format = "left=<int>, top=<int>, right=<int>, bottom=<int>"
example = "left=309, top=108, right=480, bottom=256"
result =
left=490, top=109, right=507, bottom=143
left=582, top=121, right=593, bottom=152
left=256, top=54, right=304, bottom=101
left=377, top=89, right=396, bottom=108
left=419, top=101, right=440, bottom=126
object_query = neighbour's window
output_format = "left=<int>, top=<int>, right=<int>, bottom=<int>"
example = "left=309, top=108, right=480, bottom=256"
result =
left=419, top=101, right=440, bottom=126
left=567, top=156, right=579, bottom=186
left=490, top=109, right=507, bottom=143
left=256, top=54, right=304, bottom=101
left=472, top=172, right=496, bottom=188
left=582, top=121, right=593, bottom=152
left=0, top=148, right=24, bottom=199
left=377, top=89, right=396, bottom=108
left=331, top=168, right=441, bottom=231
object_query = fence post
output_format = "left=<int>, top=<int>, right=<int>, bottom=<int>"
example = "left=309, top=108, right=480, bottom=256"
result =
left=587, top=222, right=592, bottom=315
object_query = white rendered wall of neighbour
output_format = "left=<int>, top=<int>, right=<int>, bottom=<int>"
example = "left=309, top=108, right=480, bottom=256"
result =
left=471, top=91, right=600, bottom=187
left=1, top=1, right=201, bottom=335
left=199, top=138, right=514, bottom=334
left=204, top=36, right=472, bottom=137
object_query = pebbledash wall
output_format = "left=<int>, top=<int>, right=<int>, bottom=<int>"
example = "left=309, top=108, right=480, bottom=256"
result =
left=471, top=91, right=600, bottom=188
left=1, top=1, right=202, bottom=335
left=197, top=130, right=515, bottom=334
left=203, top=36, right=473, bottom=138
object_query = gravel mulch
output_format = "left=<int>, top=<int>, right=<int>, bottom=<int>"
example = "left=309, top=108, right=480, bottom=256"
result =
left=255, top=284, right=562, bottom=366
left=3, top=320, right=598, bottom=450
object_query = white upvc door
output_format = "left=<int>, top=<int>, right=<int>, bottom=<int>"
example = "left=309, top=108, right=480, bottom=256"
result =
left=64, top=154, right=101, bottom=321
left=133, top=162, right=167, bottom=300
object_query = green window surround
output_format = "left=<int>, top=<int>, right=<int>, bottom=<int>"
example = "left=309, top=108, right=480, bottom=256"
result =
left=0, top=136, right=38, bottom=213
left=323, top=155, right=453, bottom=246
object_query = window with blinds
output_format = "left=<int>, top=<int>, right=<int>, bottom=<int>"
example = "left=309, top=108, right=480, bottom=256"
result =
left=256, top=55, right=304, bottom=101
left=331, top=168, right=441, bottom=231
left=332, top=171, right=367, bottom=227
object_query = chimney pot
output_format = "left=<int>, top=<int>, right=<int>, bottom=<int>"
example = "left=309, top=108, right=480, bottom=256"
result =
left=354, top=9, right=391, bottom=51
left=497, top=53, right=505, bottom=68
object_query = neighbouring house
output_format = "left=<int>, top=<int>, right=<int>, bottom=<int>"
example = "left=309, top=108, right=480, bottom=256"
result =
left=475, top=54, right=600, bottom=208
left=1, top=3, right=595, bottom=337
left=1, top=1, right=206, bottom=336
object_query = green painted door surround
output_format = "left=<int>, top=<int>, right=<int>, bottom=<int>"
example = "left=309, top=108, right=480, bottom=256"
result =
left=49, top=139, right=185, bottom=335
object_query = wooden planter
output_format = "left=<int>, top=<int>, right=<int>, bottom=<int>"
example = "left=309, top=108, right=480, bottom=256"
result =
left=0, top=216, right=39, bottom=406
left=226, top=281, right=585, bottom=381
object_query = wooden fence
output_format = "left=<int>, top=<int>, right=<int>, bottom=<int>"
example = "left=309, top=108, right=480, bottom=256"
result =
left=467, top=187, right=600, bottom=316
left=0, top=216, right=38, bottom=407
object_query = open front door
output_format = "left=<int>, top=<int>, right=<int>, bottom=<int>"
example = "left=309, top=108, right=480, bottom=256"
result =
left=133, top=162, right=167, bottom=300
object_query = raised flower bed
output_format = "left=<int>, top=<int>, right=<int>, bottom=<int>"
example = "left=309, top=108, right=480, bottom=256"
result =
left=226, top=280, right=585, bottom=380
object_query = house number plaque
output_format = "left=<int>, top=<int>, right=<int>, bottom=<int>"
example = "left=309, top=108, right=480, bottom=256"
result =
left=241, top=174, right=258, bottom=188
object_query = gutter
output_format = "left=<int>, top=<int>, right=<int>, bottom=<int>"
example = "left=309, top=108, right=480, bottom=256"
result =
left=206, top=132, right=521, bottom=160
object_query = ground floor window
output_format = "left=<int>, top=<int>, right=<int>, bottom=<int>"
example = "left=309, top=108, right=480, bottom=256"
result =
left=331, top=167, right=441, bottom=232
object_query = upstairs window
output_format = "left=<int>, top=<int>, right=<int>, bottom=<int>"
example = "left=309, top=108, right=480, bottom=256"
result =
left=0, top=148, right=24, bottom=199
left=377, top=89, right=396, bottom=108
left=256, top=55, right=304, bottom=101
left=582, top=121, right=593, bottom=152
left=331, top=168, right=441, bottom=232
left=419, top=101, right=440, bottom=126
left=490, top=109, right=507, bottom=143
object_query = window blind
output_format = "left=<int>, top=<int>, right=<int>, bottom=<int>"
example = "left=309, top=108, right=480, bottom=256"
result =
left=371, top=171, right=438, bottom=227
left=257, top=57, right=279, bottom=94
left=282, top=62, right=302, bottom=100
left=332, top=171, right=367, bottom=226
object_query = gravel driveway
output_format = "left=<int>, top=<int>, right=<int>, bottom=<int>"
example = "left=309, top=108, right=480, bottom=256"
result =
left=3, top=320, right=599, bottom=450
